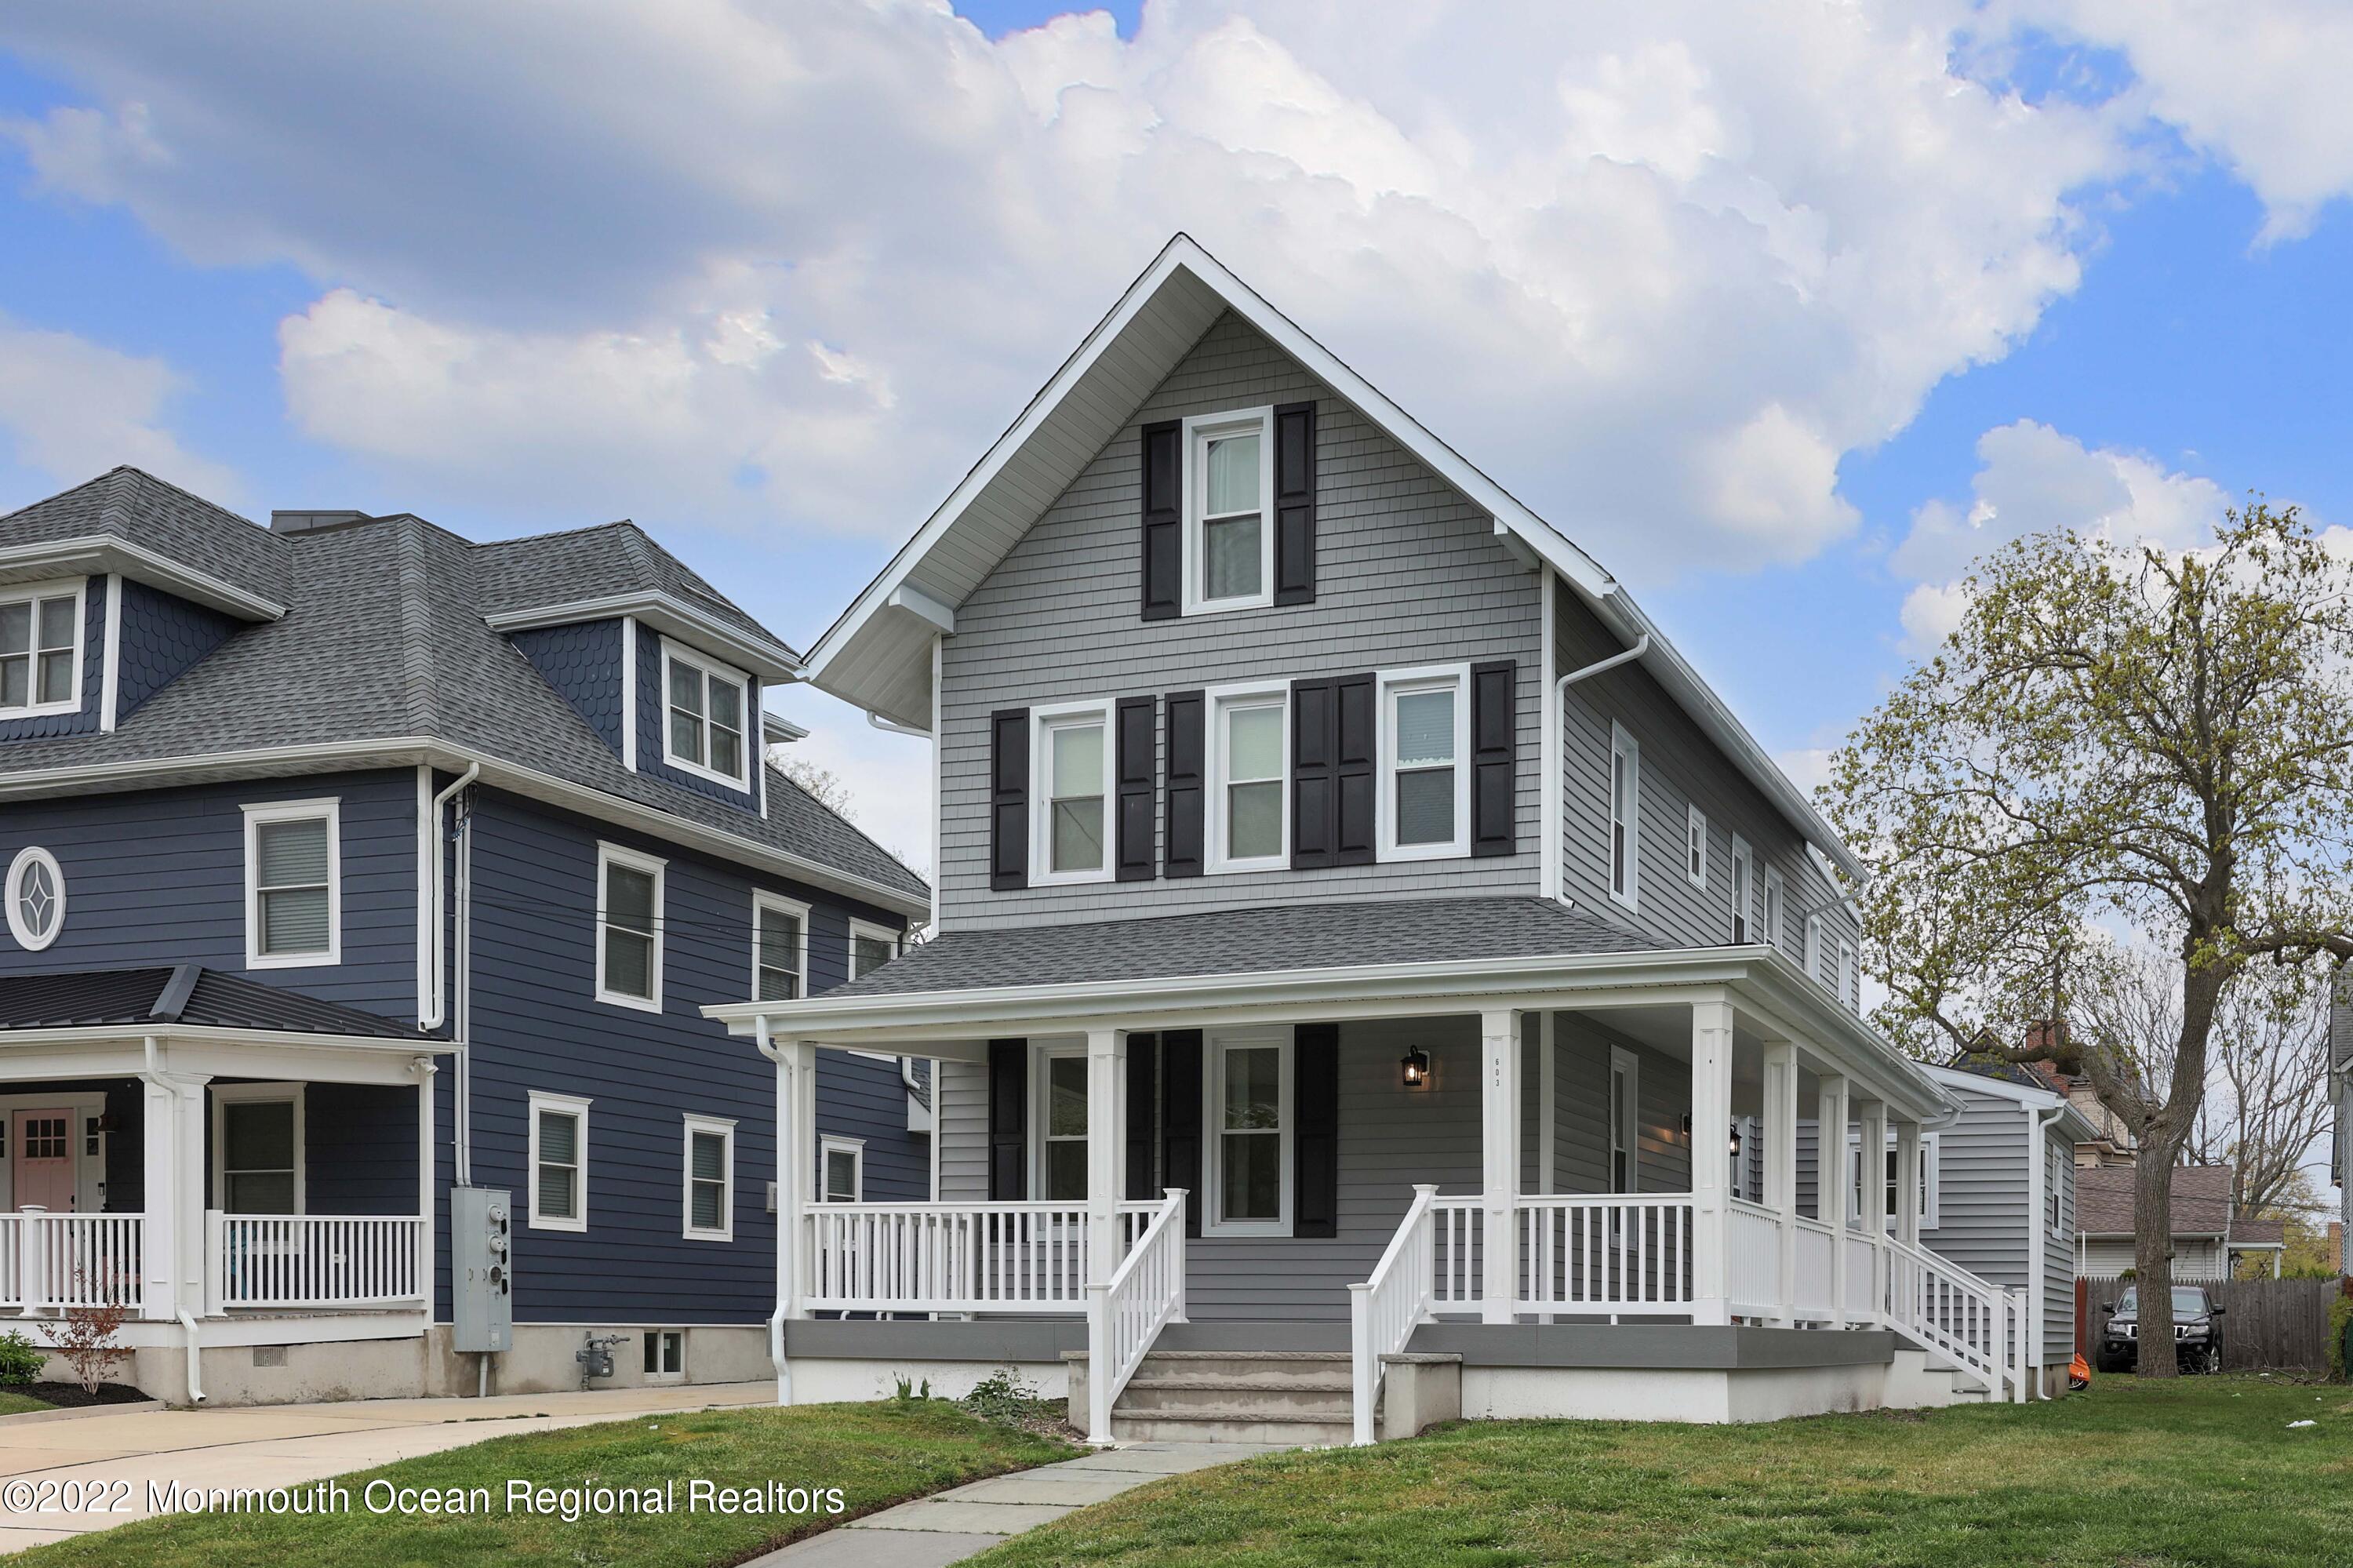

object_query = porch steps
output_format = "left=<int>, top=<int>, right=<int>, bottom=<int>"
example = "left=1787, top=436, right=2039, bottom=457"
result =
left=1886, top=1345, right=1990, bottom=1408
left=1075, top=1350, right=1366, bottom=1445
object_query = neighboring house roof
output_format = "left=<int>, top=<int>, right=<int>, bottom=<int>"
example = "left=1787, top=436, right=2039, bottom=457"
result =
left=0, top=963, right=413, bottom=1039
left=1941, top=1050, right=2068, bottom=1095
left=1922, top=1058, right=2100, bottom=1143
left=2076, top=1165, right=2236, bottom=1239
left=2229, top=1215, right=2286, bottom=1248
left=0, top=472, right=928, bottom=913
left=823, top=896, right=1665, bottom=999
left=806, top=232, right=1864, bottom=883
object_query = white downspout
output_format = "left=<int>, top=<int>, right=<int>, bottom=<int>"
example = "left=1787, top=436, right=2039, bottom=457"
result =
left=755, top=1015, right=792, bottom=1406
left=2029, top=1102, right=2065, bottom=1399
left=420, top=763, right=479, bottom=1031
left=421, top=764, right=480, bottom=1186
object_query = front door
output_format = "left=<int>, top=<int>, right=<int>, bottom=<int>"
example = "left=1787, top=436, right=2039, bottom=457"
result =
left=10, top=1110, right=74, bottom=1212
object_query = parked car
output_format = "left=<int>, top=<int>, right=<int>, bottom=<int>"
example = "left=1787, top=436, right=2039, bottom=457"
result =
left=2098, top=1285, right=2224, bottom=1373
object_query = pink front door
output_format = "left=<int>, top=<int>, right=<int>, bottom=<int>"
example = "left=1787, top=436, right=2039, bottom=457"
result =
left=11, top=1111, right=74, bottom=1213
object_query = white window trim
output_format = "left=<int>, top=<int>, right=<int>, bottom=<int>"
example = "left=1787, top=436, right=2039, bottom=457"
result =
left=1847, top=1130, right=1940, bottom=1231
left=1029, top=1040, right=1089, bottom=1202
left=751, top=891, right=810, bottom=1002
left=1028, top=699, right=1115, bottom=886
left=528, top=1090, right=592, bottom=1232
left=1206, top=681, right=1290, bottom=875
left=5, top=846, right=64, bottom=952
left=682, top=1114, right=736, bottom=1242
left=0, top=577, right=85, bottom=719
left=658, top=636, right=753, bottom=790
left=1684, top=804, right=1707, bottom=890
left=1762, top=865, right=1786, bottom=952
left=210, top=1082, right=307, bottom=1215
left=242, top=797, right=342, bottom=970
left=1180, top=406, right=1277, bottom=616
left=1202, top=1027, right=1293, bottom=1238
left=1376, top=662, right=1471, bottom=863
left=819, top=1134, right=864, bottom=1203
left=1607, top=722, right=1640, bottom=910
left=1837, top=931, right=1859, bottom=1013
left=1805, top=912, right=1824, bottom=979
left=642, top=1328, right=685, bottom=1383
left=2047, top=1143, right=2068, bottom=1241
left=845, top=919, right=905, bottom=1064
left=1608, top=1045, right=1639, bottom=1195
left=594, top=842, right=665, bottom=1012
left=1729, top=834, right=1755, bottom=944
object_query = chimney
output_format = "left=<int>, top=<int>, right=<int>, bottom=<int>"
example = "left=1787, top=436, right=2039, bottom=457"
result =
left=270, top=510, right=370, bottom=536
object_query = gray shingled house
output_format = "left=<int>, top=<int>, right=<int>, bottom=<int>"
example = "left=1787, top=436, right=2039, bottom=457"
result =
left=704, top=235, right=2060, bottom=1442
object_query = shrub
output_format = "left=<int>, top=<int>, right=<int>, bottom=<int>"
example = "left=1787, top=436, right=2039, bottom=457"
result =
left=52, top=1279, right=129, bottom=1396
left=0, top=1331, right=44, bottom=1385
left=960, top=1366, right=1042, bottom=1424
left=2328, top=1289, right=2353, bottom=1383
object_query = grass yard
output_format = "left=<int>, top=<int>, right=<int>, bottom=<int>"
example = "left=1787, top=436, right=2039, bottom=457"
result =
left=980, top=1377, right=2353, bottom=1568
left=0, top=1389, right=55, bottom=1415
left=20, top=1399, right=1072, bottom=1568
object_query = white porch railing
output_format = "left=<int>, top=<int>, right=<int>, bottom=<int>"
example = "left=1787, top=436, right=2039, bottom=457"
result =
left=1427, top=1194, right=1484, bottom=1311
left=1516, top=1195, right=1694, bottom=1315
left=1348, top=1184, right=1441, bottom=1446
left=1879, top=1232, right=2017, bottom=1399
left=800, top=1200, right=1157, bottom=1315
left=0, top=1213, right=145, bottom=1314
left=1087, top=1189, right=1187, bottom=1443
left=1842, top=1229, right=1878, bottom=1321
left=1791, top=1217, right=1839, bottom=1322
left=206, top=1213, right=427, bottom=1310
left=1725, top=1197, right=1782, bottom=1318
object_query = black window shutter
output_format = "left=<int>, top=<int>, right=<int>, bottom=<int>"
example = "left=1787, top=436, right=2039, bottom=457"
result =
left=987, top=1039, right=1027, bottom=1200
left=1160, top=1030, right=1203, bottom=1237
left=1115, top=695, right=1157, bottom=882
left=1164, top=690, right=1206, bottom=878
left=1289, top=678, right=1336, bottom=869
left=990, top=709, right=1030, bottom=890
left=1334, top=673, right=1376, bottom=866
left=1293, top=1023, right=1340, bottom=1239
left=1470, top=660, right=1515, bottom=857
left=1125, top=1033, right=1159, bottom=1200
left=1140, top=420, right=1182, bottom=621
left=1273, top=400, right=1317, bottom=606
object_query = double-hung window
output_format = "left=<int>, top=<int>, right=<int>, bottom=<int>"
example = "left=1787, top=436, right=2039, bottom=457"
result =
left=1206, top=1029, right=1291, bottom=1235
left=2046, top=1144, right=2066, bottom=1239
left=1729, top=835, right=1754, bottom=944
left=662, top=641, right=751, bottom=788
left=1848, top=1132, right=1939, bottom=1230
left=1379, top=665, right=1470, bottom=860
left=595, top=843, right=664, bottom=1010
left=820, top=1136, right=863, bottom=1203
left=1684, top=805, right=1707, bottom=888
left=1609, top=1046, right=1639, bottom=1194
left=752, top=893, right=808, bottom=1001
left=1805, top=913, right=1824, bottom=980
left=682, top=1115, right=734, bottom=1241
left=1035, top=1046, right=1089, bottom=1202
left=1031, top=703, right=1111, bottom=884
left=529, top=1091, right=591, bottom=1231
left=1608, top=723, right=1640, bottom=908
left=1838, top=933, right=1859, bottom=1012
left=849, top=919, right=900, bottom=980
left=1762, top=866, right=1785, bottom=951
left=1208, top=686, right=1288, bottom=872
left=0, top=580, right=81, bottom=716
left=213, top=1083, right=304, bottom=1214
left=243, top=799, right=340, bottom=968
left=1182, top=409, right=1275, bottom=614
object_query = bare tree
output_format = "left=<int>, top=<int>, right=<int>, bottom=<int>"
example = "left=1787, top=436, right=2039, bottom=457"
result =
left=776, top=754, right=855, bottom=817
left=2186, top=962, right=2333, bottom=1216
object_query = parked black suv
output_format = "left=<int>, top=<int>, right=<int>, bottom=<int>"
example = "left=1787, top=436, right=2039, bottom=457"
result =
left=2097, top=1284, right=2224, bottom=1373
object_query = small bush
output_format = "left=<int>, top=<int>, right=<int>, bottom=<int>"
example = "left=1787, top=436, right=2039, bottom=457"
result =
left=960, top=1366, right=1043, bottom=1424
left=2327, top=1289, right=2353, bottom=1383
left=0, top=1330, right=44, bottom=1385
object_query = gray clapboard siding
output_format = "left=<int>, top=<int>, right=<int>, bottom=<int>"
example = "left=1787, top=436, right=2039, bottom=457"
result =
left=938, top=311, right=1543, bottom=931
left=2045, top=1149, right=2074, bottom=1363
left=936, top=1057, right=988, bottom=1203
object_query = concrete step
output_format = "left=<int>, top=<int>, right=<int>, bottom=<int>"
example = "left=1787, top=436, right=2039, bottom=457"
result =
left=1110, top=1404, right=1358, bottom=1446
left=1122, top=1370, right=1355, bottom=1394
left=1123, top=1350, right=1354, bottom=1386
left=1118, top=1381, right=1356, bottom=1418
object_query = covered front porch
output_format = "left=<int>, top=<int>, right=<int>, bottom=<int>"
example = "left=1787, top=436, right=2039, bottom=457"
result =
left=712, top=916, right=2027, bottom=1441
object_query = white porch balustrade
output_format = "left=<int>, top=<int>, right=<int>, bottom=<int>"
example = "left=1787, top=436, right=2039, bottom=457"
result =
left=798, top=1199, right=1162, bottom=1316
left=0, top=1212, right=146, bottom=1315
left=1087, top=1189, right=1188, bottom=1443
left=205, top=1213, right=427, bottom=1312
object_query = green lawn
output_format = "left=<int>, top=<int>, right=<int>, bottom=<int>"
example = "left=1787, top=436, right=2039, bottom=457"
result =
left=0, top=1389, right=55, bottom=1416
left=978, top=1377, right=2353, bottom=1568
left=20, top=1400, right=1072, bottom=1568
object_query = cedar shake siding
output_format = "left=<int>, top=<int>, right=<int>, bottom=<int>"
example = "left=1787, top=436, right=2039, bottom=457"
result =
left=116, top=578, right=241, bottom=723
left=938, top=311, right=1544, bottom=931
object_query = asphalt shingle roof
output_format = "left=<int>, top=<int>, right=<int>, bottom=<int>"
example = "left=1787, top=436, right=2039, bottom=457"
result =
left=0, top=965, right=413, bottom=1038
left=474, top=521, right=799, bottom=665
left=0, top=467, right=290, bottom=607
left=0, top=471, right=926, bottom=904
left=826, top=896, right=1669, bottom=998
left=2076, top=1165, right=2235, bottom=1238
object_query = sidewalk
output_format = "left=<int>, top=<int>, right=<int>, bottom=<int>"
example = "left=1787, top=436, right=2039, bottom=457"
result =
left=751, top=1442, right=1288, bottom=1568
left=0, top=1381, right=772, bottom=1553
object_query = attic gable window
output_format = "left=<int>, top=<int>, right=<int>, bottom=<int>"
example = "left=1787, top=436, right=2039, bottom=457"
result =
left=1183, top=408, right=1275, bottom=615
left=0, top=580, right=82, bottom=717
left=661, top=639, right=750, bottom=788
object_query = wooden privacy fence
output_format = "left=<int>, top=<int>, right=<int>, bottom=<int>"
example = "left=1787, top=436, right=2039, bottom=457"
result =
left=2077, top=1275, right=2340, bottom=1370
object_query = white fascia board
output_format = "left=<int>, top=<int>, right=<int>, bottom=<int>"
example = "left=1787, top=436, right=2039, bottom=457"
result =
left=0, top=535, right=285, bottom=620
left=486, top=594, right=802, bottom=682
left=1919, top=1061, right=2098, bottom=1144
left=885, top=584, right=957, bottom=634
left=0, top=737, right=931, bottom=920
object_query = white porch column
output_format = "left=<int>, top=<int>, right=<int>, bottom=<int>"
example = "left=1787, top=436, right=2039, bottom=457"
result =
left=1856, top=1096, right=1887, bottom=1325
left=1479, top=1008, right=1521, bottom=1325
left=1893, top=1119, right=1922, bottom=1249
left=137, top=1075, right=183, bottom=1320
left=1817, top=1072, right=1850, bottom=1326
left=1762, top=1040, right=1799, bottom=1326
left=770, top=1036, right=815, bottom=1406
left=1085, top=1028, right=1126, bottom=1286
left=414, top=1060, right=438, bottom=1317
left=1689, top=997, right=1735, bottom=1326
left=168, top=1075, right=208, bottom=1319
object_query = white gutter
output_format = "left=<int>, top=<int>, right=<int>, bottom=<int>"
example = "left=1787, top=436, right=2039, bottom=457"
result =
left=420, top=764, right=478, bottom=1030
left=867, top=712, right=928, bottom=738
left=1555, top=634, right=1650, bottom=696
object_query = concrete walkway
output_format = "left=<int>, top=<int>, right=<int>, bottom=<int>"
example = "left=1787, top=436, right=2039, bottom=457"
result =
left=751, top=1442, right=1288, bottom=1567
left=0, top=1381, right=772, bottom=1553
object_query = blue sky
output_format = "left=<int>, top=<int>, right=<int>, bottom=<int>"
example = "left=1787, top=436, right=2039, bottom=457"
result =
left=2, top=2, right=2349, bottom=853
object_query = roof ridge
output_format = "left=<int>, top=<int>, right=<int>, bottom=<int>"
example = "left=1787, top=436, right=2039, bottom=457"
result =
left=467, top=516, right=640, bottom=553
left=394, top=515, right=441, bottom=735
left=101, top=464, right=275, bottom=540
left=764, top=760, right=928, bottom=890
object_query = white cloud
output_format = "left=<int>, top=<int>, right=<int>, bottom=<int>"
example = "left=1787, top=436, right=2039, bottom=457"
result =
left=2, top=0, right=2135, bottom=577
left=0, top=316, right=238, bottom=500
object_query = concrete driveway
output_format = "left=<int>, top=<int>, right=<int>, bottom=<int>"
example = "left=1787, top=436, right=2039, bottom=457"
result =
left=0, top=1381, right=772, bottom=1553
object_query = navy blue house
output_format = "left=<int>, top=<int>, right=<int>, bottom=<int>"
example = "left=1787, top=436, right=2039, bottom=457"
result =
left=0, top=468, right=931, bottom=1404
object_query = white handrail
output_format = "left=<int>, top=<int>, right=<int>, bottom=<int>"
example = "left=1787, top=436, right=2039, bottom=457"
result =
left=1348, top=1184, right=1442, bottom=1446
left=209, top=1213, right=425, bottom=1309
left=1086, top=1189, right=1187, bottom=1444
left=803, top=1200, right=1147, bottom=1314
left=1880, top=1231, right=2013, bottom=1398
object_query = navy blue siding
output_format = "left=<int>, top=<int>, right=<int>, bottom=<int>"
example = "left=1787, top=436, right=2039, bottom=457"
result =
left=115, top=580, right=240, bottom=722
left=104, top=1081, right=144, bottom=1211
left=632, top=628, right=762, bottom=811
left=0, top=769, right=420, bottom=1017
left=816, top=1053, right=929, bottom=1202
left=0, top=577, right=106, bottom=742
left=510, top=620, right=624, bottom=759
left=305, top=1082, right=420, bottom=1214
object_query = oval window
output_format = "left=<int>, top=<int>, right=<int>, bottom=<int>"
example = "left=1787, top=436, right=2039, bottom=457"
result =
left=5, top=847, right=64, bottom=951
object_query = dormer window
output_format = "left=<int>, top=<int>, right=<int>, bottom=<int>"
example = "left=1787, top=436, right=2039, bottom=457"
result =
left=0, top=580, right=82, bottom=717
left=661, top=640, right=750, bottom=788
left=1183, top=409, right=1274, bottom=614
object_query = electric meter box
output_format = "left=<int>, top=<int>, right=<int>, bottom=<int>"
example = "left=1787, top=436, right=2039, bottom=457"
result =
left=453, top=1186, right=513, bottom=1352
